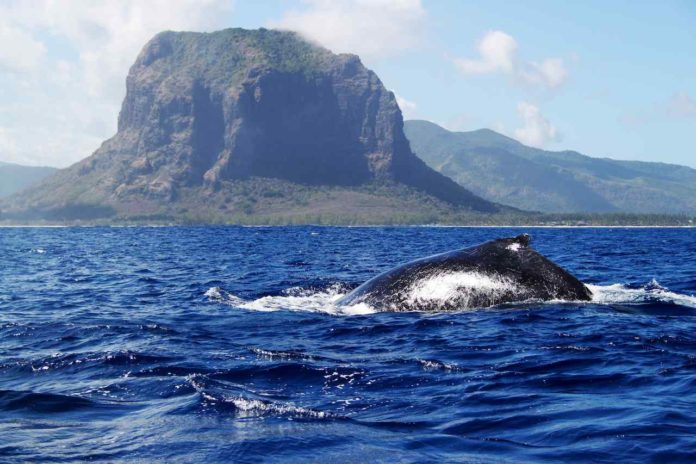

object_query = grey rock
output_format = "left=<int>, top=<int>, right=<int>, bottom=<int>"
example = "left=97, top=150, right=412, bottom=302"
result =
left=4, top=28, right=498, bottom=220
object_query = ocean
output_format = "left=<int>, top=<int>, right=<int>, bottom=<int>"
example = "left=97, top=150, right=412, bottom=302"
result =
left=1, top=226, right=695, bottom=462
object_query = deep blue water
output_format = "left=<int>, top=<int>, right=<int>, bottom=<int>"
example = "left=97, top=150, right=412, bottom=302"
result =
left=1, top=226, right=695, bottom=463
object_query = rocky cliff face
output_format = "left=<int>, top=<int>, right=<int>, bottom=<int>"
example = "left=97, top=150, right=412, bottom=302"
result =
left=5, top=28, right=498, bottom=219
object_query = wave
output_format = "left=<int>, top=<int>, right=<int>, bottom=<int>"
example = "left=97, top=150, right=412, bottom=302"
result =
left=417, top=359, right=461, bottom=371
left=219, top=396, right=330, bottom=419
left=13, top=351, right=177, bottom=374
left=249, top=347, right=321, bottom=362
left=206, top=278, right=696, bottom=315
left=185, top=374, right=331, bottom=419
left=0, top=389, right=98, bottom=413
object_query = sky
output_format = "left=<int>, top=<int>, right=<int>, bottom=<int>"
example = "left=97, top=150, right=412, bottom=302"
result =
left=0, top=0, right=694, bottom=168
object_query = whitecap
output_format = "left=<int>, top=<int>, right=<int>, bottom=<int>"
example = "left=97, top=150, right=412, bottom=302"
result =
left=203, top=286, right=223, bottom=299
left=418, top=359, right=459, bottom=371
left=223, top=396, right=330, bottom=419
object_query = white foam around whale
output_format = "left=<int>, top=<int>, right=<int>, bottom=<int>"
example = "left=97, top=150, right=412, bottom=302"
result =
left=587, top=280, right=696, bottom=308
left=206, top=278, right=696, bottom=314
left=205, top=285, right=374, bottom=315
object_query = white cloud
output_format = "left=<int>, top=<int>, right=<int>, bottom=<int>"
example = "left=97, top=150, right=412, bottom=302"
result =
left=519, top=58, right=568, bottom=89
left=0, top=23, right=46, bottom=73
left=395, top=93, right=417, bottom=119
left=271, top=0, right=425, bottom=60
left=0, top=0, right=234, bottom=167
left=513, top=101, right=559, bottom=147
left=453, top=30, right=516, bottom=75
left=453, top=30, right=568, bottom=90
left=665, top=91, right=696, bottom=118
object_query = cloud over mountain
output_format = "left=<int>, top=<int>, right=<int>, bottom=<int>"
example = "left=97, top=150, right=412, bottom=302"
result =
left=453, top=30, right=568, bottom=90
left=271, top=0, right=426, bottom=59
left=513, top=102, right=560, bottom=148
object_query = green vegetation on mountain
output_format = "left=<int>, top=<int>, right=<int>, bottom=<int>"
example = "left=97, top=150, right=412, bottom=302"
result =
left=404, top=120, right=696, bottom=215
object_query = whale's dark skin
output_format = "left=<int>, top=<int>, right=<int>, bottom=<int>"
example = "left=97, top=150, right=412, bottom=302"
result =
left=337, top=234, right=592, bottom=311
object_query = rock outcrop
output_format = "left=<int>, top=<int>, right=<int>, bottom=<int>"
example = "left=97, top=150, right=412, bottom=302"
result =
left=4, top=28, right=499, bottom=220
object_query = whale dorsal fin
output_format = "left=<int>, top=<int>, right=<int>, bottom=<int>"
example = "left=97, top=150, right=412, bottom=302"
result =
left=482, top=234, right=532, bottom=251
left=512, top=233, right=531, bottom=246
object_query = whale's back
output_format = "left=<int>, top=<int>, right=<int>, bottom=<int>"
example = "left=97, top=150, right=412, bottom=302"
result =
left=337, top=234, right=592, bottom=311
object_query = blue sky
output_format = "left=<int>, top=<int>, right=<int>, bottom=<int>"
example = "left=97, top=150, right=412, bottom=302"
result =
left=0, top=0, right=694, bottom=167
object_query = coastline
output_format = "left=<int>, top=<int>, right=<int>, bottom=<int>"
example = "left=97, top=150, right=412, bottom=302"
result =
left=1, top=224, right=693, bottom=229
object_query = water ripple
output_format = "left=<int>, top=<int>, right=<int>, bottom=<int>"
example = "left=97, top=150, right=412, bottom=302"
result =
left=1, top=226, right=695, bottom=462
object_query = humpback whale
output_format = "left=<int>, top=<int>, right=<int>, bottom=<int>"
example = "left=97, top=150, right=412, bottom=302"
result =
left=337, top=234, right=592, bottom=311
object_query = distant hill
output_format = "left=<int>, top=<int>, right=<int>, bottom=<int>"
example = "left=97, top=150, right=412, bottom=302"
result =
left=2, top=28, right=500, bottom=223
left=404, top=120, right=696, bottom=214
left=0, top=162, right=57, bottom=198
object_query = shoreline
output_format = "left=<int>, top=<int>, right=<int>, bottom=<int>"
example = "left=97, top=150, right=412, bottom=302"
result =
left=1, top=224, right=694, bottom=229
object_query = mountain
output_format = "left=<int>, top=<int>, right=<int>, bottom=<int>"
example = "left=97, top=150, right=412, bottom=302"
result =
left=2, top=28, right=499, bottom=223
left=404, top=120, right=696, bottom=214
left=0, top=162, right=57, bottom=199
